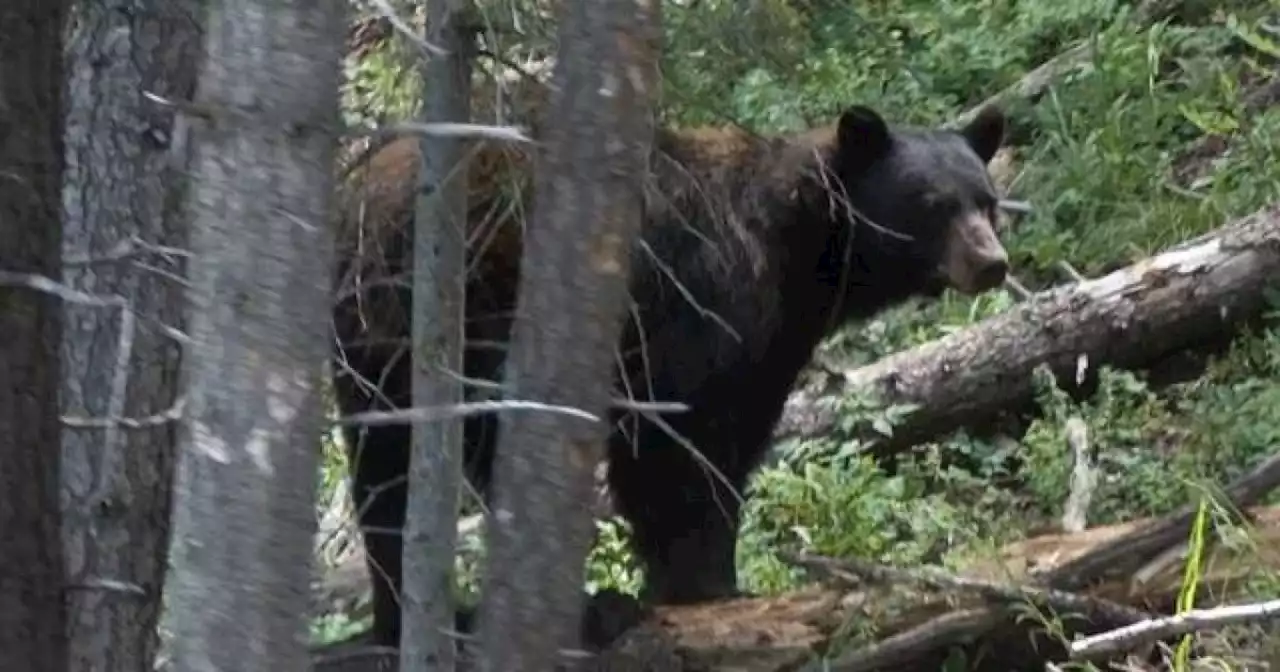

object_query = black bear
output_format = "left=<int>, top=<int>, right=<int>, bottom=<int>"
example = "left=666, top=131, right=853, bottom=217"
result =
left=331, top=103, right=1010, bottom=647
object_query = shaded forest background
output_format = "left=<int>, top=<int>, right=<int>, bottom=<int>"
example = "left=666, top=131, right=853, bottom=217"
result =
left=311, top=0, right=1280, bottom=667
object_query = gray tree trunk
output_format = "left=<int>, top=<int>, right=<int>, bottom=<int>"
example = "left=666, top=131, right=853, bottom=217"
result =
left=401, top=1, right=474, bottom=670
left=162, top=1, right=346, bottom=670
left=0, top=1, right=72, bottom=670
left=59, top=3, right=202, bottom=670
left=475, top=0, right=662, bottom=667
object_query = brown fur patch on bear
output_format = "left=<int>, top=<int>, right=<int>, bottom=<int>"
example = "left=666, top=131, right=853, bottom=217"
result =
left=332, top=135, right=532, bottom=342
left=331, top=117, right=830, bottom=345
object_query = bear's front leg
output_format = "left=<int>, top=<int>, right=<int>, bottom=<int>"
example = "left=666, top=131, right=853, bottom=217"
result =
left=608, top=446, right=749, bottom=605
left=345, top=423, right=410, bottom=647
left=640, top=499, right=745, bottom=605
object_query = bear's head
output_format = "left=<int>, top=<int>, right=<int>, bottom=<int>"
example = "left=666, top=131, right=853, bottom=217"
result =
left=822, top=104, right=1010, bottom=302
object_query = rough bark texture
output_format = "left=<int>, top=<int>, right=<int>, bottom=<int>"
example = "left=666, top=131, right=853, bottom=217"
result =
left=776, top=203, right=1280, bottom=456
left=401, top=1, right=474, bottom=668
left=473, top=0, right=662, bottom=667
left=162, top=1, right=346, bottom=670
left=0, top=3, right=72, bottom=671
left=59, top=3, right=202, bottom=669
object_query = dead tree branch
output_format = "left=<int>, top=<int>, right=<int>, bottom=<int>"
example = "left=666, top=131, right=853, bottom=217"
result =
left=1070, top=598, right=1280, bottom=662
left=784, top=552, right=1151, bottom=628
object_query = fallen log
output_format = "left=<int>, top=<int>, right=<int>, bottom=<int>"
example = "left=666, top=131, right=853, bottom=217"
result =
left=588, top=496, right=1280, bottom=671
left=775, top=202, right=1280, bottom=457
left=792, top=449, right=1280, bottom=672
left=310, top=451, right=1280, bottom=671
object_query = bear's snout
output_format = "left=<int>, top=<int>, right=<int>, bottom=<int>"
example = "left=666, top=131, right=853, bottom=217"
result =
left=939, top=210, right=1008, bottom=294
left=970, top=254, right=1009, bottom=292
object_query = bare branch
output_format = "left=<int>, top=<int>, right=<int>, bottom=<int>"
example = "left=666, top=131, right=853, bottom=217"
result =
left=150, top=89, right=528, bottom=144
left=998, top=198, right=1032, bottom=214
left=371, top=120, right=532, bottom=144
left=62, top=233, right=192, bottom=266
left=335, top=400, right=602, bottom=426
left=379, top=358, right=689, bottom=414
left=611, top=399, right=688, bottom=413
left=65, top=578, right=148, bottom=596
left=141, top=89, right=215, bottom=122
left=784, top=552, right=1150, bottom=628
left=368, top=0, right=449, bottom=57
left=61, top=398, right=187, bottom=430
left=1057, top=260, right=1087, bottom=284
left=0, top=270, right=129, bottom=308
left=1069, top=598, right=1280, bottom=662
left=1002, top=274, right=1033, bottom=299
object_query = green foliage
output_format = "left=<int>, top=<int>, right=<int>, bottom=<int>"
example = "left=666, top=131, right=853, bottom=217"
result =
left=661, top=0, right=1136, bottom=131
left=311, top=612, right=371, bottom=646
left=1021, top=365, right=1189, bottom=522
left=740, top=454, right=972, bottom=588
left=585, top=519, right=645, bottom=596
left=342, top=33, right=423, bottom=128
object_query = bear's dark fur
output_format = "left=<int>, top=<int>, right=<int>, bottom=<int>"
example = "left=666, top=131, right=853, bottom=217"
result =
left=331, top=103, right=1010, bottom=648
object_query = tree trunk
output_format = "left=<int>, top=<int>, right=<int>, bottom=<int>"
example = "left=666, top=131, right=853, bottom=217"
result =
left=775, top=202, right=1280, bottom=456
left=161, top=1, right=346, bottom=670
left=474, top=0, right=662, bottom=667
left=401, top=0, right=474, bottom=669
left=59, top=3, right=202, bottom=669
left=0, top=1, right=72, bottom=670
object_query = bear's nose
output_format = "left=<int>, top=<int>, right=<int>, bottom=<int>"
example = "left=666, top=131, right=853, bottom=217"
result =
left=973, top=257, right=1009, bottom=291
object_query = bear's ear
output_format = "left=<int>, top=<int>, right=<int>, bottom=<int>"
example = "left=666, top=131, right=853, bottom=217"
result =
left=835, top=105, right=892, bottom=170
left=961, top=105, right=1006, bottom=164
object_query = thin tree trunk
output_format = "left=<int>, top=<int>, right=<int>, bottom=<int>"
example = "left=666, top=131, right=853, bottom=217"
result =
left=162, top=1, right=346, bottom=670
left=401, top=0, right=474, bottom=669
left=59, top=3, right=202, bottom=669
left=0, top=2, right=72, bottom=671
left=475, top=0, right=662, bottom=667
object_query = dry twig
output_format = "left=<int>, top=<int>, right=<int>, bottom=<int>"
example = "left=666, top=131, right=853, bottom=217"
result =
left=1070, top=598, right=1280, bottom=662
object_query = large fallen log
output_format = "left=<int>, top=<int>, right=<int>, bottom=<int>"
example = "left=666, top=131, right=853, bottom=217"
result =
left=310, top=452, right=1280, bottom=672
left=775, top=202, right=1280, bottom=456
left=609, top=451, right=1280, bottom=672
